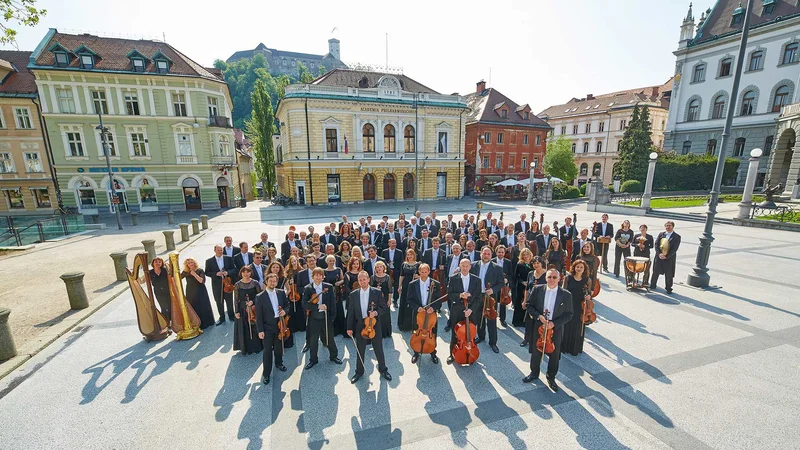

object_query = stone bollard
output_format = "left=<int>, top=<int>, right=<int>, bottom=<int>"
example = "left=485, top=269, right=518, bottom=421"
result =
left=179, top=223, right=190, bottom=242
left=191, top=218, right=200, bottom=235
left=130, top=212, right=138, bottom=226
left=0, top=308, right=17, bottom=362
left=167, top=211, right=175, bottom=225
left=60, top=272, right=89, bottom=310
left=141, top=239, right=156, bottom=263
left=163, top=230, right=176, bottom=251
left=110, top=252, right=129, bottom=282
left=200, top=214, right=209, bottom=230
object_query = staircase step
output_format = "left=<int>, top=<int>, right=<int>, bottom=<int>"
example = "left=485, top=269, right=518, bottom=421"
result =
left=645, top=209, right=734, bottom=225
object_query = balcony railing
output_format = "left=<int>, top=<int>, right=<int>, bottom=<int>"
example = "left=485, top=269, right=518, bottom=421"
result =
left=780, top=102, right=800, bottom=117
left=211, top=155, right=235, bottom=167
left=176, top=155, right=198, bottom=164
left=208, top=115, right=232, bottom=128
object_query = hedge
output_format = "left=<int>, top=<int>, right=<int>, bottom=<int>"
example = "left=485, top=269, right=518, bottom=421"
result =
left=620, top=180, right=643, bottom=193
left=652, top=154, right=740, bottom=191
left=579, top=183, right=587, bottom=197
left=553, top=185, right=581, bottom=200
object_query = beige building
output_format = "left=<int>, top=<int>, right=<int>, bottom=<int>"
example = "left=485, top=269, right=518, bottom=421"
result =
left=0, top=50, right=56, bottom=216
left=538, top=79, right=672, bottom=186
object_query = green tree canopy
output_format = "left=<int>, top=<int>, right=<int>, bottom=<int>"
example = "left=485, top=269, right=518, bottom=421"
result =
left=543, top=134, right=578, bottom=182
left=214, top=55, right=281, bottom=129
left=615, top=104, right=654, bottom=183
left=245, top=79, right=276, bottom=198
left=1, top=0, right=46, bottom=46
left=297, top=62, right=315, bottom=83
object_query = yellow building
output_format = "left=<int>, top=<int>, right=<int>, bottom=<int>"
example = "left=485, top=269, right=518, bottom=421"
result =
left=275, top=69, right=467, bottom=204
left=0, top=51, right=56, bottom=216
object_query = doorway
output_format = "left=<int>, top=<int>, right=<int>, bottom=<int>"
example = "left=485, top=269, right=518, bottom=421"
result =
left=363, top=174, right=376, bottom=201
left=295, top=181, right=306, bottom=205
left=403, top=173, right=414, bottom=200
left=436, top=172, right=447, bottom=198
left=182, top=178, right=202, bottom=210
left=383, top=173, right=395, bottom=200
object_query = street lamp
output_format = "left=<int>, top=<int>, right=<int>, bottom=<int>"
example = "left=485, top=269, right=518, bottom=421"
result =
left=97, top=112, right=122, bottom=231
left=527, top=161, right=536, bottom=204
left=737, top=148, right=763, bottom=219
left=641, top=152, right=658, bottom=209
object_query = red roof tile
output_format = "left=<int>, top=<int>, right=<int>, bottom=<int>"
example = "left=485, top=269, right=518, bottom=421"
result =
left=465, top=87, right=550, bottom=128
left=0, top=50, right=37, bottom=95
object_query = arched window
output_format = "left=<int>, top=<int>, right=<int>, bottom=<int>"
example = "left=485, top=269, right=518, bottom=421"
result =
left=782, top=42, right=798, bottom=65
left=712, top=95, right=726, bottom=119
left=362, top=123, right=375, bottom=152
left=403, top=173, right=414, bottom=199
left=692, top=64, right=706, bottom=83
left=571, top=143, right=576, bottom=153
left=687, top=99, right=700, bottom=121
left=596, top=141, right=603, bottom=153
left=773, top=85, right=791, bottom=113
left=733, top=137, right=746, bottom=157
left=384, top=124, right=395, bottom=153
left=579, top=163, right=588, bottom=176
left=706, top=139, right=717, bottom=155
left=583, top=142, right=589, bottom=153
left=592, top=163, right=601, bottom=176
left=748, top=51, right=764, bottom=71
left=741, top=91, right=756, bottom=115
left=719, top=58, right=733, bottom=77
left=404, top=125, right=415, bottom=153
left=218, top=135, right=230, bottom=155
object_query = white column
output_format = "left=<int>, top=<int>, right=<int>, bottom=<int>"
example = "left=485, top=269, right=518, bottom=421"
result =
left=40, top=84, right=49, bottom=113
left=136, top=88, right=145, bottom=115
left=83, top=86, right=93, bottom=114
left=49, top=85, right=60, bottom=113
left=116, top=88, right=125, bottom=115
left=185, top=89, right=193, bottom=117
left=377, top=119, right=383, bottom=153
left=71, top=86, right=83, bottom=114
left=165, top=90, right=174, bottom=117
left=738, top=150, right=763, bottom=219
left=147, top=88, right=156, bottom=117
left=106, top=88, right=116, bottom=115
left=641, top=153, right=658, bottom=209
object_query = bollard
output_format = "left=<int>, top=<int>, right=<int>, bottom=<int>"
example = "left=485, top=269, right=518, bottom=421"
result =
left=191, top=218, right=200, bottom=235
left=179, top=223, right=190, bottom=242
left=60, top=272, right=89, bottom=310
left=141, top=239, right=156, bottom=263
left=110, top=252, right=128, bottom=281
left=130, top=212, right=138, bottom=226
left=0, top=308, right=17, bottom=362
left=200, top=214, right=209, bottom=230
left=167, top=211, right=175, bottom=225
left=163, top=230, right=176, bottom=251
left=91, top=215, right=100, bottom=224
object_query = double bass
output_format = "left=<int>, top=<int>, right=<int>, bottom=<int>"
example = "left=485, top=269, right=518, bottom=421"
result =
left=452, top=297, right=480, bottom=365
left=565, top=213, right=577, bottom=272
left=409, top=284, right=437, bottom=356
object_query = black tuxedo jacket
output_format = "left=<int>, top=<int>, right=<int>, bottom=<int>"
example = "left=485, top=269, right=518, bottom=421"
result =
left=302, top=282, right=336, bottom=321
left=252, top=241, right=275, bottom=252
left=296, top=268, right=314, bottom=290
left=417, top=237, right=433, bottom=254
left=407, top=278, right=442, bottom=313
left=514, top=220, right=530, bottom=235
left=559, top=225, right=577, bottom=249
left=381, top=248, right=403, bottom=275
left=280, top=239, right=303, bottom=264
left=363, top=256, right=386, bottom=277
left=572, top=238, right=593, bottom=261
left=204, top=255, right=236, bottom=288
left=222, top=246, right=240, bottom=258
left=492, top=256, right=514, bottom=285
left=464, top=250, right=480, bottom=263
left=470, top=260, right=505, bottom=302
left=255, top=288, right=287, bottom=334
left=422, top=223, right=438, bottom=237
left=593, top=222, right=614, bottom=241
left=526, top=285, right=574, bottom=340
left=536, top=233, right=556, bottom=255
left=248, top=263, right=267, bottom=284
left=233, top=252, right=254, bottom=276
left=321, top=233, right=339, bottom=248
left=447, top=272, right=482, bottom=325
left=346, top=287, right=386, bottom=336
left=501, top=234, right=518, bottom=248
left=422, top=248, right=446, bottom=271
left=653, top=232, right=681, bottom=265
left=381, top=231, right=402, bottom=249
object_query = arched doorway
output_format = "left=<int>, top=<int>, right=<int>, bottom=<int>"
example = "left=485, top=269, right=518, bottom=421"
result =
left=383, top=173, right=395, bottom=200
left=183, top=177, right=202, bottom=210
left=770, top=128, right=796, bottom=190
left=216, top=176, right=229, bottom=208
left=363, top=173, right=376, bottom=201
left=403, top=173, right=414, bottom=199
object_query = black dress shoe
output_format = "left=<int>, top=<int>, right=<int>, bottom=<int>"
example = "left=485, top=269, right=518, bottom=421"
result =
left=444, top=325, right=451, bottom=333
left=522, top=373, right=538, bottom=383
left=276, top=364, right=287, bottom=372
left=350, top=373, right=362, bottom=384
left=431, top=354, right=440, bottom=364
left=302, top=344, right=309, bottom=353
left=490, top=344, right=499, bottom=354
left=215, top=318, right=225, bottom=326
left=411, top=353, right=420, bottom=364
left=304, top=361, right=317, bottom=370
left=666, top=288, right=673, bottom=294
left=520, top=340, right=528, bottom=347
left=500, top=321, right=507, bottom=328
left=330, top=357, right=343, bottom=365
left=381, top=371, right=392, bottom=381
left=446, top=355, right=454, bottom=364
left=474, top=337, right=484, bottom=344
left=546, top=377, right=559, bottom=392
left=261, top=375, right=270, bottom=385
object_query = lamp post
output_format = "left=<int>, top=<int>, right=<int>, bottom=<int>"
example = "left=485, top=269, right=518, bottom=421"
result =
left=641, top=152, right=658, bottom=209
left=97, top=112, right=122, bottom=231
left=527, top=161, right=536, bottom=204
left=737, top=148, right=763, bottom=219
left=687, top=0, right=754, bottom=288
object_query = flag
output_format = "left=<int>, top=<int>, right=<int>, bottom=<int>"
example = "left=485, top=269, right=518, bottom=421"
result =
left=344, top=136, right=348, bottom=154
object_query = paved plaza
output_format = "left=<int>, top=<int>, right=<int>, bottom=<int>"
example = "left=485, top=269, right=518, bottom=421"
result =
left=1, top=200, right=799, bottom=449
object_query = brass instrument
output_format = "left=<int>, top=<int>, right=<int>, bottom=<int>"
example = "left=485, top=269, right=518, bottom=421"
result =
left=168, top=253, right=202, bottom=340
left=126, top=253, right=170, bottom=342
left=660, top=236, right=669, bottom=257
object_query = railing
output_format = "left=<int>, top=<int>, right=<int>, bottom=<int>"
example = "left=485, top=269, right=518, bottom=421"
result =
left=750, top=204, right=798, bottom=222
left=780, top=102, right=800, bottom=117
left=284, top=84, right=466, bottom=105
left=176, top=155, right=198, bottom=164
left=610, top=193, right=642, bottom=204
left=211, top=155, right=235, bottom=166
left=208, top=115, right=232, bottom=128
left=0, top=214, right=85, bottom=247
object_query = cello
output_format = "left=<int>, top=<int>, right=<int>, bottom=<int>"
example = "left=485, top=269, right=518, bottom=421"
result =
left=536, top=309, right=555, bottom=354
left=409, top=284, right=438, bottom=356
left=452, top=297, right=480, bottom=365
left=565, top=213, right=577, bottom=272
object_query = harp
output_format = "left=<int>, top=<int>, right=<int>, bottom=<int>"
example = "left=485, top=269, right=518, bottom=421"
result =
left=168, top=252, right=202, bottom=340
left=126, top=253, right=170, bottom=342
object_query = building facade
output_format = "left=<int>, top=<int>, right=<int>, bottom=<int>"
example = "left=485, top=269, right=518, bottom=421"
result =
left=29, top=29, right=238, bottom=214
left=234, top=128, right=255, bottom=201
left=538, top=81, right=671, bottom=186
left=226, top=39, right=347, bottom=76
left=275, top=69, right=467, bottom=205
left=663, top=2, right=800, bottom=186
left=464, top=81, right=550, bottom=192
left=766, top=101, right=799, bottom=194
left=0, top=50, right=56, bottom=216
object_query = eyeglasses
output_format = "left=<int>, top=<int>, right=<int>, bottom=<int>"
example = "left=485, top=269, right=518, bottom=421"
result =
left=546, top=276, right=559, bottom=279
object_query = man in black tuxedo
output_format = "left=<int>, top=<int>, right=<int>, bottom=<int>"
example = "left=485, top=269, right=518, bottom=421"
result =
left=205, top=245, right=236, bottom=325
left=281, top=230, right=303, bottom=265
left=471, top=247, right=504, bottom=353
left=536, top=224, right=556, bottom=255
left=367, top=224, right=383, bottom=253
left=222, top=236, right=240, bottom=258
left=249, top=251, right=267, bottom=285
left=446, top=258, right=482, bottom=364
left=523, top=269, right=574, bottom=392
left=297, top=255, right=317, bottom=289
left=418, top=228, right=432, bottom=254
left=256, top=273, right=289, bottom=385
left=463, top=240, right=479, bottom=262
left=501, top=224, right=517, bottom=248
left=650, top=221, right=681, bottom=294
left=346, top=271, right=391, bottom=383
left=321, top=226, right=338, bottom=248
left=514, top=213, right=531, bottom=235
left=233, top=242, right=254, bottom=281
left=593, top=214, right=614, bottom=272
left=422, top=216, right=438, bottom=237
left=363, top=245, right=386, bottom=277
left=252, top=232, right=275, bottom=255
left=559, top=216, right=577, bottom=252
left=443, top=242, right=464, bottom=333
left=480, top=211, right=493, bottom=231
left=492, top=245, right=514, bottom=327
left=422, top=237, right=445, bottom=278
left=382, top=223, right=402, bottom=251
left=572, top=228, right=592, bottom=262
left=408, top=217, right=421, bottom=239
left=444, top=214, right=456, bottom=234
left=356, top=217, right=369, bottom=234
left=455, top=220, right=469, bottom=239
left=407, top=263, right=442, bottom=365
left=302, top=268, right=342, bottom=369
left=431, top=211, right=442, bottom=230
left=381, top=238, right=403, bottom=305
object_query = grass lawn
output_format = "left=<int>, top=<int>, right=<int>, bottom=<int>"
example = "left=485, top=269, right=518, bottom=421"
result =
left=620, top=194, right=765, bottom=209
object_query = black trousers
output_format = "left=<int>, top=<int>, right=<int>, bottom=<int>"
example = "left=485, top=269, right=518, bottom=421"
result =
left=499, top=302, right=507, bottom=323
left=651, top=258, right=676, bottom=291
left=211, top=282, right=234, bottom=320
left=614, top=246, right=631, bottom=276
left=307, top=318, right=338, bottom=362
left=529, top=325, right=563, bottom=379
left=354, top=333, right=387, bottom=374
left=262, top=331, right=284, bottom=377
left=153, top=288, right=171, bottom=321
left=477, top=305, right=498, bottom=345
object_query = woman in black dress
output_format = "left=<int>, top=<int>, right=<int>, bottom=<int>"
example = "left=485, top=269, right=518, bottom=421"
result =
left=512, top=248, right=534, bottom=328
left=324, top=255, right=346, bottom=336
left=397, top=249, right=420, bottom=332
left=339, top=224, right=355, bottom=248
left=543, top=238, right=567, bottom=275
left=475, top=229, right=488, bottom=253
left=614, top=220, right=634, bottom=278
left=233, top=266, right=264, bottom=355
left=267, top=261, right=285, bottom=289
left=181, top=258, right=215, bottom=329
left=148, top=257, right=171, bottom=323
left=342, top=257, right=362, bottom=312
left=405, top=239, right=419, bottom=262
left=521, top=256, right=547, bottom=347
left=370, top=261, right=393, bottom=338
left=284, top=256, right=305, bottom=333
left=561, top=259, right=591, bottom=356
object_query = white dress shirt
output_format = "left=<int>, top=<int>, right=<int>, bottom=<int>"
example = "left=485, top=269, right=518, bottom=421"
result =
left=241, top=253, right=249, bottom=266
left=266, top=288, right=280, bottom=318
left=544, top=286, right=558, bottom=320
left=419, top=278, right=431, bottom=305
left=224, top=246, right=234, bottom=257
left=431, top=249, right=439, bottom=268
left=478, top=261, right=490, bottom=293
left=461, top=273, right=471, bottom=293
left=449, top=256, right=460, bottom=276
left=313, top=283, right=323, bottom=295
left=360, top=287, right=370, bottom=318
left=253, top=264, right=263, bottom=281
left=507, top=234, right=515, bottom=247
left=215, top=256, right=225, bottom=271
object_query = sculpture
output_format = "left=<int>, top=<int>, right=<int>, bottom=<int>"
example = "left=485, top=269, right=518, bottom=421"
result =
left=759, top=179, right=783, bottom=208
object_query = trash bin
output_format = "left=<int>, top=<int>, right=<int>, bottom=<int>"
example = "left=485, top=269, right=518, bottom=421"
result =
left=240, top=198, right=247, bottom=208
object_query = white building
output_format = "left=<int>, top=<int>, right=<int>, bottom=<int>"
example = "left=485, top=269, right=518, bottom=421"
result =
left=663, top=1, right=800, bottom=186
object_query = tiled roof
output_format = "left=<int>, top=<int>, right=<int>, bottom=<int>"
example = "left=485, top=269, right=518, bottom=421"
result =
left=0, top=50, right=37, bottom=95
left=692, top=0, right=800, bottom=46
left=312, top=68, right=439, bottom=94
left=31, top=30, right=220, bottom=81
left=537, top=78, right=673, bottom=120
left=464, top=87, right=550, bottom=128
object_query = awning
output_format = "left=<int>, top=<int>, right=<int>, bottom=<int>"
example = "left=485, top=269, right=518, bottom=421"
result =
left=481, top=175, right=504, bottom=182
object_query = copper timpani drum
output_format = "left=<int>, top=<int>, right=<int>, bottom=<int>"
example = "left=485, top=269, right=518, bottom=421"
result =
left=624, top=256, right=651, bottom=291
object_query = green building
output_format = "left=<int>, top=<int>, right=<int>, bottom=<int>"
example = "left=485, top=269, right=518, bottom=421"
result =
left=28, top=29, right=238, bottom=214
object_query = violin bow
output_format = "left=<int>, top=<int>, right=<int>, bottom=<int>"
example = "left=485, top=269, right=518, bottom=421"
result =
left=349, top=333, right=365, bottom=369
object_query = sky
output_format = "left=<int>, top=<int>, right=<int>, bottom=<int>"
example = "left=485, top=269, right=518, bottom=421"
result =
left=1, top=0, right=696, bottom=113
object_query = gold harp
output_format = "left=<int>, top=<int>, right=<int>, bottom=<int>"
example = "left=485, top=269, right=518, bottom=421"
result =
left=126, top=253, right=170, bottom=342
left=168, top=252, right=202, bottom=340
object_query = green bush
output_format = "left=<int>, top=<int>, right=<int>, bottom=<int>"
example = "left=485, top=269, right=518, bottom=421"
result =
left=607, top=185, right=615, bottom=193
left=620, top=180, right=643, bottom=193
left=579, top=183, right=587, bottom=197
left=553, top=185, right=580, bottom=200
left=653, top=154, right=740, bottom=191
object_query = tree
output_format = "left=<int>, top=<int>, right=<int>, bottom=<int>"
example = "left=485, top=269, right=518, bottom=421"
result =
left=0, top=0, right=46, bottom=46
left=245, top=79, right=276, bottom=199
left=543, top=134, right=578, bottom=182
left=616, top=104, right=654, bottom=183
left=297, top=62, right=315, bottom=83
left=213, top=55, right=280, bottom=129
left=317, top=64, right=327, bottom=77
left=276, top=74, right=291, bottom=99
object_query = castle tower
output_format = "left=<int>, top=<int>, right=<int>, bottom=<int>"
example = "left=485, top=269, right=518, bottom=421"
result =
left=328, top=38, right=340, bottom=60
left=678, top=3, right=696, bottom=49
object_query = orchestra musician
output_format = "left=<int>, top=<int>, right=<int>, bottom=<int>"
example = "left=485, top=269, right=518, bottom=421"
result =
left=650, top=221, right=681, bottom=294
left=347, top=271, right=391, bottom=383
left=204, top=245, right=236, bottom=325
left=302, top=268, right=342, bottom=369
left=471, top=247, right=504, bottom=354
left=233, top=241, right=254, bottom=282
left=492, top=245, right=513, bottom=328
left=446, top=258, right=482, bottom=365
left=407, top=263, right=442, bottom=365
left=593, top=214, right=614, bottom=272
left=633, top=224, right=654, bottom=286
left=256, top=273, right=289, bottom=385
left=443, top=242, right=464, bottom=333
left=613, top=220, right=634, bottom=278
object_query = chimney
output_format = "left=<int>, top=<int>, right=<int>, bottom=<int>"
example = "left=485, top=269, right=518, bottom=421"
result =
left=586, top=94, right=594, bottom=100
left=476, top=80, right=486, bottom=93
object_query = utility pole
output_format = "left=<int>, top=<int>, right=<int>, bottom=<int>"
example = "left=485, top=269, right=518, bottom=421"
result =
left=97, top=111, right=122, bottom=230
left=414, top=93, right=419, bottom=211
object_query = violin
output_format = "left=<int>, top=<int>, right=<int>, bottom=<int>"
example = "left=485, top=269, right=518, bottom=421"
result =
left=361, top=301, right=377, bottom=340
left=581, top=282, right=597, bottom=325
left=453, top=297, right=480, bottom=365
left=482, top=283, right=498, bottom=320
left=246, top=294, right=256, bottom=325
left=223, top=275, right=235, bottom=294
left=308, top=288, right=329, bottom=305
left=410, top=284, right=438, bottom=355
left=277, top=306, right=291, bottom=340
left=536, top=309, right=555, bottom=354
left=499, top=282, right=512, bottom=306
left=287, top=279, right=301, bottom=303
